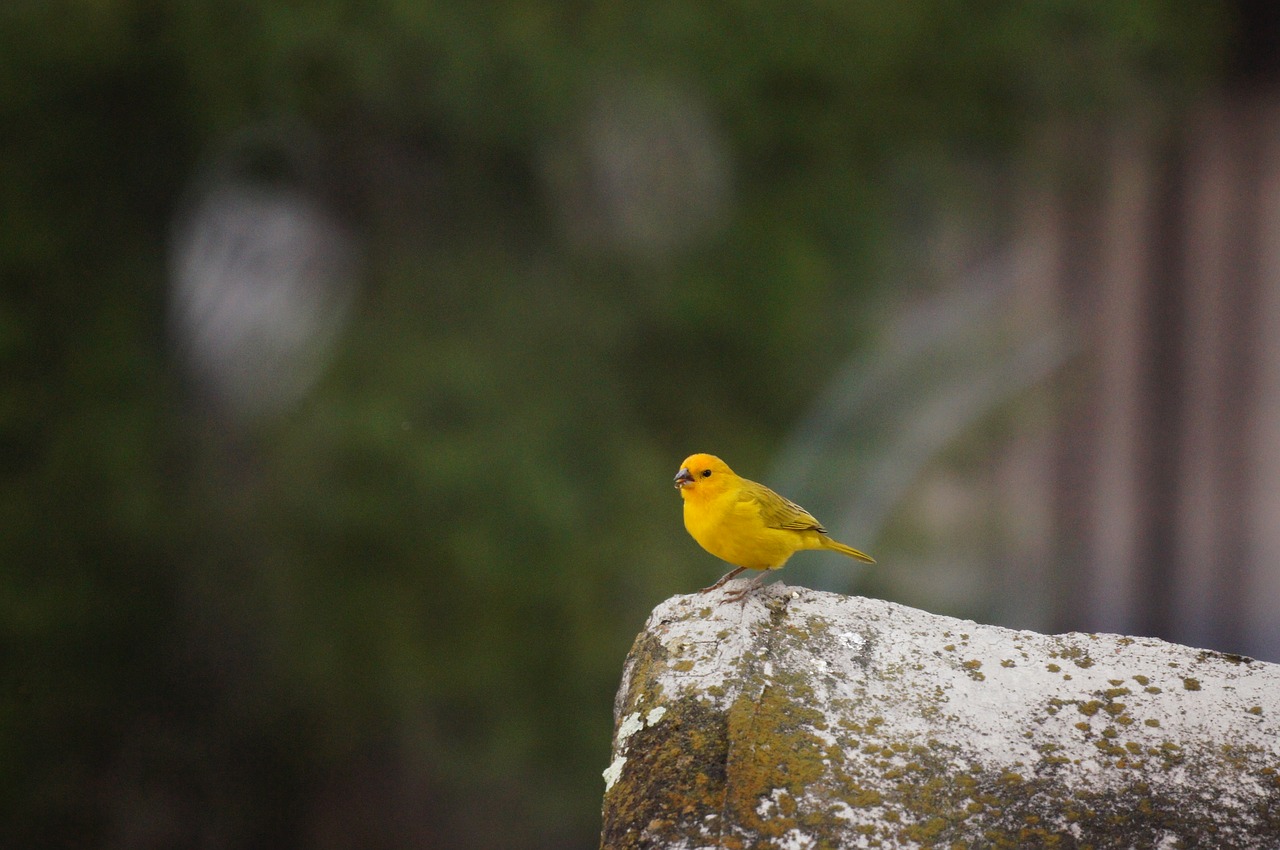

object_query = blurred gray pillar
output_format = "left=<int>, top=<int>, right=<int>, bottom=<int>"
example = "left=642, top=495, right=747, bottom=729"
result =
left=1013, top=91, right=1280, bottom=662
left=997, top=177, right=1063, bottom=630
left=1247, top=96, right=1280, bottom=660
left=1082, top=124, right=1150, bottom=638
left=1176, top=99, right=1247, bottom=651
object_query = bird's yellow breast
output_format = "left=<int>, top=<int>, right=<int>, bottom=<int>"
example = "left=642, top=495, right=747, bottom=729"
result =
left=682, top=489, right=810, bottom=571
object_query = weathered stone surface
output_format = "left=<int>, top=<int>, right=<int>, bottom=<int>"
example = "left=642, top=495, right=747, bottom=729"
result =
left=600, top=582, right=1280, bottom=849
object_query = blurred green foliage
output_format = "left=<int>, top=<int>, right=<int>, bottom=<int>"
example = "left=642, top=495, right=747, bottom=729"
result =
left=0, top=1, right=1223, bottom=847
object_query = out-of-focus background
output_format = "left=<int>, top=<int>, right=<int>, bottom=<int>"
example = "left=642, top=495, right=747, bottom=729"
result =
left=4, top=2, right=1278, bottom=847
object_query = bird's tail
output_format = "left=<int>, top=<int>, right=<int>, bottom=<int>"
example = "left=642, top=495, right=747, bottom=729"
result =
left=820, top=536, right=876, bottom=564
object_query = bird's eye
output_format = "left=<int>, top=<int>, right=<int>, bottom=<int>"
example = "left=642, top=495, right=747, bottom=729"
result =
left=701, top=469, right=712, bottom=478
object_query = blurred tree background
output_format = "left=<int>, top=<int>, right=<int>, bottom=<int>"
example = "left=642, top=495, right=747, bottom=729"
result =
left=0, top=2, right=1229, bottom=848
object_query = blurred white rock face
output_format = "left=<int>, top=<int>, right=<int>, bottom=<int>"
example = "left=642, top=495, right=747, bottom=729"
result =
left=544, top=77, right=731, bottom=259
left=169, top=177, right=356, bottom=422
left=602, top=583, right=1280, bottom=849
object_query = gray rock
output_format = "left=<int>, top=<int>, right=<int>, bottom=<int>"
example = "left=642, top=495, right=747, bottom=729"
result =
left=601, top=582, right=1280, bottom=849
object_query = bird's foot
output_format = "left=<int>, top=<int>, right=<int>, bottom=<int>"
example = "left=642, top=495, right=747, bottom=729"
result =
left=720, top=574, right=766, bottom=604
left=698, top=567, right=746, bottom=594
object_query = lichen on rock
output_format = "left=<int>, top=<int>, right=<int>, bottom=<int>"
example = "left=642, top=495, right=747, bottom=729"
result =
left=600, top=583, right=1280, bottom=849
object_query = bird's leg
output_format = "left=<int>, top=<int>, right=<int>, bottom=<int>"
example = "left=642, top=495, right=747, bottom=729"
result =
left=699, top=567, right=746, bottom=593
left=722, top=572, right=766, bottom=603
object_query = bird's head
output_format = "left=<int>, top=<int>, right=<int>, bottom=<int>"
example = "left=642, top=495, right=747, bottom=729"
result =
left=674, top=453, right=736, bottom=500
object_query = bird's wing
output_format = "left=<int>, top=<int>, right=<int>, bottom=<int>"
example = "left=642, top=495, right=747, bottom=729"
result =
left=741, top=479, right=827, bottom=532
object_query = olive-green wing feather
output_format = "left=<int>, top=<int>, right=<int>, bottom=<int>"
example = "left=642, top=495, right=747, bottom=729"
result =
left=740, top=478, right=826, bottom=531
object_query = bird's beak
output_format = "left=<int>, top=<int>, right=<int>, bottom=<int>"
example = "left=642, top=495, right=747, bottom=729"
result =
left=674, top=467, right=694, bottom=489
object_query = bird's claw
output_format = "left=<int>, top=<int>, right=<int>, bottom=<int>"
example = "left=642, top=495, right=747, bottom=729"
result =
left=699, top=566, right=746, bottom=594
left=718, top=575, right=765, bottom=604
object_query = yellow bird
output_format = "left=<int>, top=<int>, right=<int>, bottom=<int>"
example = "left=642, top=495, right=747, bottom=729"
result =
left=674, top=453, right=874, bottom=598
